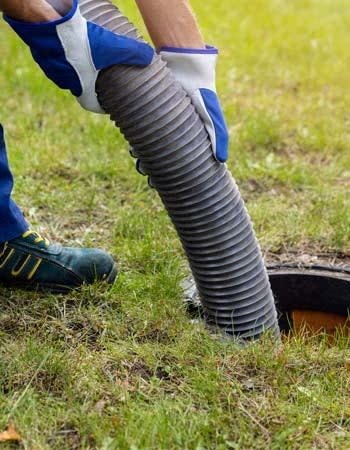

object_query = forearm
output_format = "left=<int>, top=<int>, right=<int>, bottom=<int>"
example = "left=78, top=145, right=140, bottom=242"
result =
left=136, top=0, right=205, bottom=50
left=0, top=0, right=62, bottom=21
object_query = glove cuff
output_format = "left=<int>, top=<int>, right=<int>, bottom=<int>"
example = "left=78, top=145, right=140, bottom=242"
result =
left=160, top=45, right=218, bottom=55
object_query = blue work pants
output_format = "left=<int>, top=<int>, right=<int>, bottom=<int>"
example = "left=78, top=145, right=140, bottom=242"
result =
left=0, top=124, right=28, bottom=243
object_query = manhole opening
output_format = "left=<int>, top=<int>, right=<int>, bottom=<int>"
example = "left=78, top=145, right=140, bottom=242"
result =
left=183, top=264, right=350, bottom=336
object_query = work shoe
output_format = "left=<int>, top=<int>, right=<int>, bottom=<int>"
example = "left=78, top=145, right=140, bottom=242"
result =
left=0, top=230, right=117, bottom=293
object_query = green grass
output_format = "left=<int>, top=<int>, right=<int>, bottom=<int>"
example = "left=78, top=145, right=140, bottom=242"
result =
left=0, top=0, right=350, bottom=448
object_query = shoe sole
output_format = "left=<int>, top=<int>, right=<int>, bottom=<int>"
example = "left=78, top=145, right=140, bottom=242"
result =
left=0, top=263, right=118, bottom=295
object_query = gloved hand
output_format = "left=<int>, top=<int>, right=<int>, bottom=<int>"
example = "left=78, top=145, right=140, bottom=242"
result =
left=160, top=45, right=229, bottom=163
left=4, top=0, right=154, bottom=113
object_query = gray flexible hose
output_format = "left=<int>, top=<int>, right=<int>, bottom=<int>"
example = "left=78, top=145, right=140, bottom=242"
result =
left=79, top=0, right=280, bottom=340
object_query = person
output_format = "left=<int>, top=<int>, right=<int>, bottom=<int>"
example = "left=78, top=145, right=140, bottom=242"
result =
left=0, top=0, right=228, bottom=293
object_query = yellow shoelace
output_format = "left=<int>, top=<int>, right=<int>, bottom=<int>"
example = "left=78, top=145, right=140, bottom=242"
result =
left=0, top=242, right=7, bottom=258
left=22, top=230, right=50, bottom=247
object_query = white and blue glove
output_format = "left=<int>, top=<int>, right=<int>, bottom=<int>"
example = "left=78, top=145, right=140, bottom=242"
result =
left=160, top=45, right=229, bottom=163
left=4, top=0, right=154, bottom=113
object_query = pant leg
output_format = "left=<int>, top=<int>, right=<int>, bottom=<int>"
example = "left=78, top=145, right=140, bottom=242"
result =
left=0, top=124, right=28, bottom=243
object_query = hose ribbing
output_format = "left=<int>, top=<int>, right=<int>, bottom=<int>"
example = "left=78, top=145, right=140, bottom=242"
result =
left=79, top=0, right=280, bottom=340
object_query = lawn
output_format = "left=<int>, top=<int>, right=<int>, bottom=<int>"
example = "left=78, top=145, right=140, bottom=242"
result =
left=0, top=0, right=350, bottom=448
